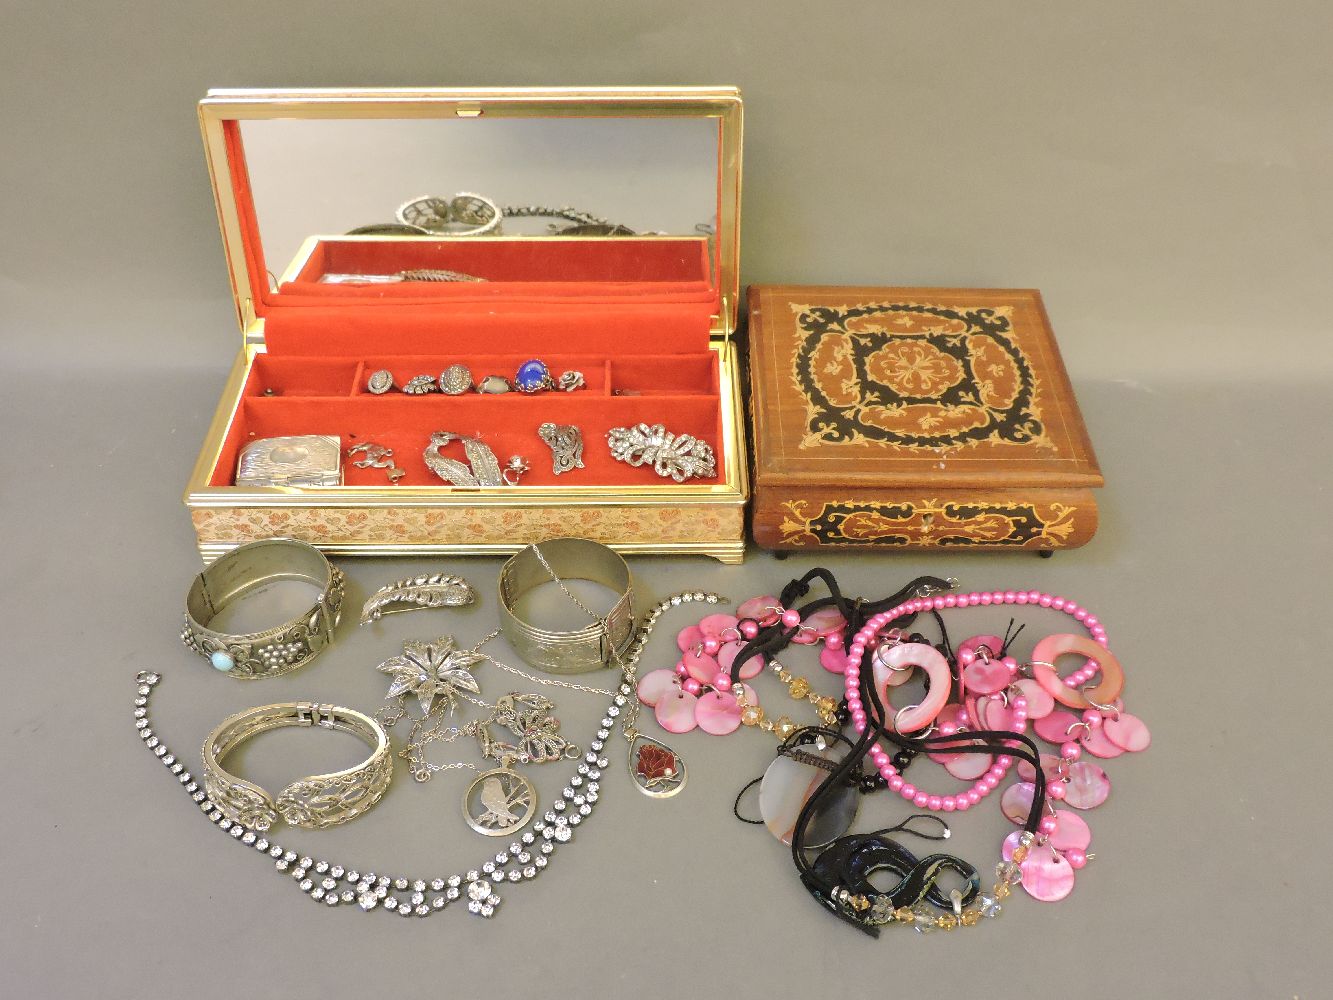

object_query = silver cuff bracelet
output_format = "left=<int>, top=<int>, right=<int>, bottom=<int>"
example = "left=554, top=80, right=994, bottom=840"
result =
left=180, top=538, right=345, bottom=679
left=497, top=538, right=635, bottom=675
left=202, top=702, right=392, bottom=831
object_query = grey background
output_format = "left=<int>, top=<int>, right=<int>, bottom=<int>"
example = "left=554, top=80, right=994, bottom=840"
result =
left=2, top=2, right=1331, bottom=999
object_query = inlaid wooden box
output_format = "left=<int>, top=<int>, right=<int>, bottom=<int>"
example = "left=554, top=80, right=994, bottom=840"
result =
left=185, top=87, right=748, bottom=564
left=747, top=286, right=1103, bottom=552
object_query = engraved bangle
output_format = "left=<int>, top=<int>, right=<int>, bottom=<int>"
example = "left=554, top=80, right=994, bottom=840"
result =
left=202, top=702, right=392, bottom=831
left=180, top=538, right=345, bottom=679
left=497, top=538, right=634, bottom=675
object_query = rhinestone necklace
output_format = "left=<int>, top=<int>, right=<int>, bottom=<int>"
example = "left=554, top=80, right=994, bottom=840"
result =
left=132, top=591, right=717, bottom=920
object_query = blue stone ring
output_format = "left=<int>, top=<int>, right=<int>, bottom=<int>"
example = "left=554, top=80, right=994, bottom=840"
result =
left=180, top=538, right=345, bottom=680
left=514, top=359, right=585, bottom=394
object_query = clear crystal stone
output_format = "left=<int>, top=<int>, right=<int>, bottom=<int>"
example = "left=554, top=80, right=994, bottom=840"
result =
left=553, top=801, right=566, bottom=812
left=467, top=880, right=491, bottom=901
left=310, top=887, right=325, bottom=900
left=431, top=896, right=447, bottom=909
left=412, top=879, right=425, bottom=892
left=292, top=867, right=307, bottom=881
left=541, top=842, right=554, bottom=854
left=446, top=887, right=460, bottom=900
left=255, top=839, right=269, bottom=852
left=340, top=890, right=354, bottom=903
left=590, top=741, right=605, bottom=752
left=314, top=861, right=328, bottom=873
left=579, top=805, right=592, bottom=816
left=521, top=832, right=535, bottom=845
left=480, top=904, right=494, bottom=918
left=467, top=900, right=482, bottom=914
left=554, top=826, right=572, bottom=842
left=275, top=860, right=289, bottom=871
left=299, top=879, right=313, bottom=892
left=448, top=875, right=462, bottom=887
left=397, top=904, right=412, bottom=916
left=357, top=893, right=378, bottom=911
left=490, top=871, right=504, bottom=883
left=394, top=877, right=409, bottom=890
left=523, top=866, right=537, bottom=878
left=431, top=879, right=445, bottom=891
left=466, top=870, right=480, bottom=881
left=411, top=892, right=424, bottom=905
left=322, top=878, right=337, bottom=891
left=376, top=886, right=388, bottom=899
left=384, top=896, right=398, bottom=909
left=414, top=904, right=429, bottom=916
left=535, top=855, right=548, bottom=868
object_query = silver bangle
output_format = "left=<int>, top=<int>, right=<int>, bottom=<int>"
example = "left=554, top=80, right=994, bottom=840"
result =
left=202, top=702, right=392, bottom=831
left=497, top=538, right=635, bottom=675
left=180, top=538, right=345, bottom=679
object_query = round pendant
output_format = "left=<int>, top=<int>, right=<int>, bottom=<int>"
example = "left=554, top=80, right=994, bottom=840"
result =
left=758, top=744, right=858, bottom=847
left=462, top=768, right=536, bottom=837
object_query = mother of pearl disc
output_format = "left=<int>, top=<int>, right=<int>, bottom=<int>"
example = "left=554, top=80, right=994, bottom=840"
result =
left=758, top=745, right=859, bottom=848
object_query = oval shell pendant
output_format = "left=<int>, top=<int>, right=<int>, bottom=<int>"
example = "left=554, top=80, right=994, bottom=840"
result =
left=463, top=768, right=536, bottom=837
left=628, top=734, right=687, bottom=798
left=758, top=745, right=859, bottom=848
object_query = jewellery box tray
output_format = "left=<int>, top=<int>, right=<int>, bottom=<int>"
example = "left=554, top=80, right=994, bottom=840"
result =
left=186, top=87, right=747, bottom=563
left=746, top=285, right=1103, bottom=552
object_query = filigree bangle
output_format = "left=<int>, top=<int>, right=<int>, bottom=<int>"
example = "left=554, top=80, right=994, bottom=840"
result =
left=180, top=538, right=345, bottom=679
left=497, top=539, right=635, bottom=675
left=202, top=702, right=392, bottom=831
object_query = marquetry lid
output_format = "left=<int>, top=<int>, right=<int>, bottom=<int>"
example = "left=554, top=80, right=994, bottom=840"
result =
left=747, top=286, right=1103, bottom=489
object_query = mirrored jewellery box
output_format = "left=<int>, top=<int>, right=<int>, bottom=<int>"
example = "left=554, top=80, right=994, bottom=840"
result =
left=186, top=87, right=748, bottom=563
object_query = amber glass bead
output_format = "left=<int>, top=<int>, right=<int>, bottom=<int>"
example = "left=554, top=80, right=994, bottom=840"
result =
left=961, top=910, right=981, bottom=926
left=894, top=908, right=915, bottom=923
left=788, top=677, right=811, bottom=700
left=740, top=705, right=764, bottom=727
left=773, top=716, right=796, bottom=739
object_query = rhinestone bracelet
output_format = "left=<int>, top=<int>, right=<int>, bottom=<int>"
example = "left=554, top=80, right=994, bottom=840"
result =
left=134, top=592, right=718, bottom=920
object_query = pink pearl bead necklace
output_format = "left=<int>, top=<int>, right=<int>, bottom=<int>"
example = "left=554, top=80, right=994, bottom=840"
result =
left=844, top=590, right=1111, bottom=815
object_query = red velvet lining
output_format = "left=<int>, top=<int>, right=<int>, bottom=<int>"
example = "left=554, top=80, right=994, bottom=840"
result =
left=286, top=237, right=713, bottom=292
left=213, top=352, right=725, bottom=488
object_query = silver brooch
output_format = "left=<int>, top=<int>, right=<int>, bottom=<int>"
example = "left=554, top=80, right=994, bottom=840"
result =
left=348, top=442, right=406, bottom=484
left=606, top=423, right=716, bottom=482
left=360, top=573, right=476, bottom=625
left=537, top=422, right=585, bottom=475
left=424, top=432, right=529, bottom=487
left=367, top=369, right=396, bottom=394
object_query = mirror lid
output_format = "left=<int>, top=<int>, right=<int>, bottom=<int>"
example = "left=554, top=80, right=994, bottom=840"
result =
left=197, top=86, right=742, bottom=345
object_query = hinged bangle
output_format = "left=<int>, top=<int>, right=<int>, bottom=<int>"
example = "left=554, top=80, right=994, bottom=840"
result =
left=180, top=538, right=345, bottom=679
left=497, top=538, right=634, bottom=675
left=202, top=702, right=392, bottom=831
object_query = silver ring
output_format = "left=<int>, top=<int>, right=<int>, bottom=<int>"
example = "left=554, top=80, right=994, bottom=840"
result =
left=366, top=369, right=395, bottom=394
left=440, top=364, right=474, bottom=395
left=537, top=422, right=585, bottom=475
left=557, top=371, right=586, bottom=392
left=477, top=375, right=512, bottom=394
left=402, top=374, right=439, bottom=395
